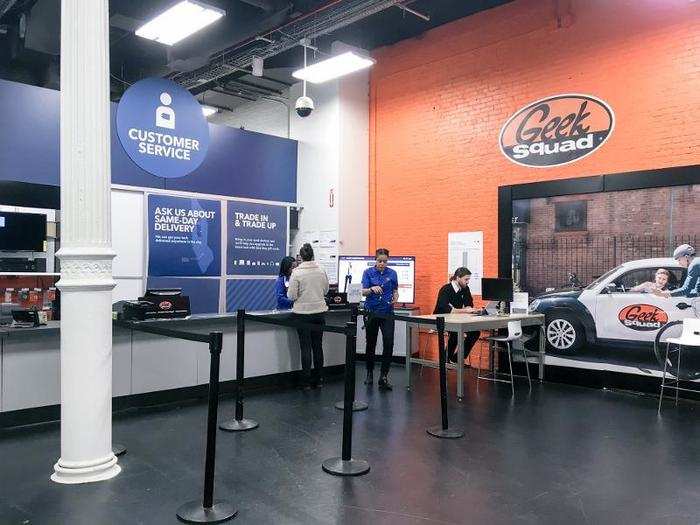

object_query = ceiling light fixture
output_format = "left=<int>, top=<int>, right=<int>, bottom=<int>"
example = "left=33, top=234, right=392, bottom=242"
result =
left=201, top=105, right=218, bottom=117
left=135, top=1, right=225, bottom=46
left=292, top=51, right=375, bottom=84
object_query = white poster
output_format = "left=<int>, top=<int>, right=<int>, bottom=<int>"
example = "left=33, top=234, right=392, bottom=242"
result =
left=314, top=229, right=339, bottom=284
left=448, top=231, right=483, bottom=295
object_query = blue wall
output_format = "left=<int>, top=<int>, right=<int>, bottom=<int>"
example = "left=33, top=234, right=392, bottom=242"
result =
left=0, top=79, right=297, bottom=203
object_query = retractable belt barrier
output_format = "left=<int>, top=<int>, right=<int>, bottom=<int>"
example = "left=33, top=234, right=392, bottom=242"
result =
left=114, top=320, right=237, bottom=524
left=240, top=309, right=370, bottom=476
left=355, top=309, right=464, bottom=439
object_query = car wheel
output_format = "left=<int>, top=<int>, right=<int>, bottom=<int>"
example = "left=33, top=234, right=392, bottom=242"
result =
left=545, top=312, right=584, bottom=352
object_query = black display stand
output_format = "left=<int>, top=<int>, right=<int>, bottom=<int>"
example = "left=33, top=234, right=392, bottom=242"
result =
left=334, top=305, right=369, bottom=412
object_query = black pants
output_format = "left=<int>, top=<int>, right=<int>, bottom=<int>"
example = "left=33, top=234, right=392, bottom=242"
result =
left=365, top=315, right=395, bottom=377
left=447, top=331, right=481, bottom=361
left=291, top=313, right=325, bottom=384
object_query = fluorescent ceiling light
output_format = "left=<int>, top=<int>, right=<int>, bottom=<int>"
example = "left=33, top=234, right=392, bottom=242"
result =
left=135, top=1, right=225, bottom=46
left=201, top=105, right=218, bottom=117
left=292, top=51, right=375, bottom=84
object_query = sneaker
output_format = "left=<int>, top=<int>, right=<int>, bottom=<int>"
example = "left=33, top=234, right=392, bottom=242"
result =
left=364, top=370, right=374, bottom=385
left=378, top=376, right=393, bottom=391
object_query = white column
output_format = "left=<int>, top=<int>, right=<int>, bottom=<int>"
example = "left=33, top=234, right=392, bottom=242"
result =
left=51, top=0, right=120, bottom=484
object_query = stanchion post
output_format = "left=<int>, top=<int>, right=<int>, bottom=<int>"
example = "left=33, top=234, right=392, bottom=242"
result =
left=335, top=305, right=368, bottom=412
left=176, top=332, right=237, bottom=523
left=220, top=309, right=259, bottom=432
left=427, top=317, right=464, bottom=439
left=323, top=322, right=370, bottom=476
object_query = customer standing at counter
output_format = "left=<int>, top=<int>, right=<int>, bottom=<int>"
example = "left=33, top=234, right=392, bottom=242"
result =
left=362, top=248, right=399, bottom=391
left=275, top=256, right=297, bottom=310
left=434, top=267, right=481, bottom=364
left=287, top=243, right=329, bottom=390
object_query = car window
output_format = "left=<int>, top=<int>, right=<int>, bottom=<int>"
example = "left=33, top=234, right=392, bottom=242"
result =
left=665, top=268, right=686, bottom=291
left=611, top=267, right=685, bottom=293
left=585, top=267, right=620, bottom=290
left=615, top=269, right=657, bottom=291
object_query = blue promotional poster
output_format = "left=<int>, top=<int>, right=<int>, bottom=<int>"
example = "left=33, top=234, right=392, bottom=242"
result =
left=227, top=202, right=287, bottom=276
left=116, top=77, right=210, bottom=179
left=148, top=195, right=221, bottom=277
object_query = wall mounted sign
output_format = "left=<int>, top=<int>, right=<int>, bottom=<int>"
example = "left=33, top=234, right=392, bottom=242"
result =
left=499, top=94, right=614, bottom=168
left=147, top=194, right=221, bottom=277
left=618, top=304, right=668, bottom=331
left=227, top=201, right=287, bottom=276
left=117, top=77, right=209, bottom=178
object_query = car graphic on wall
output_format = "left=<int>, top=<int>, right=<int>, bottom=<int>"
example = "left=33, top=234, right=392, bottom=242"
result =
left=529, top=258, right=699, bottom=353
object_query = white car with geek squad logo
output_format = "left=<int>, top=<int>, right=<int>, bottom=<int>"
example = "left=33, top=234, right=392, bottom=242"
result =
left=529, top=258, right=699, bottom=353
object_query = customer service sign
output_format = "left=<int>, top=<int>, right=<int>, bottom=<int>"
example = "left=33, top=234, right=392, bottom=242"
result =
left=116, top=77, right=209, bottom=178
left=499, top=94, right=614, bottom=168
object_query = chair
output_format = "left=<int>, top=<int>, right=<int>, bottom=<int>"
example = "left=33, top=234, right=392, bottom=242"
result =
left=658, top=318, right=700, bottom=412
left=477, top=320, right=531, bottom=394
left=418, top=329, right=449, bottom=376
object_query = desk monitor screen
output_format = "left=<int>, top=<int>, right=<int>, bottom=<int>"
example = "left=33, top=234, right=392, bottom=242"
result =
left=481, top=278, right=514, bottom=303
left=0, top=211, right=46, bottom=252
left=337, top=255, right=415, bottom=304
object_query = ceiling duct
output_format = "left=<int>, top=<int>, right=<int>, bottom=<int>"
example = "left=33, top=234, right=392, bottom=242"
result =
left=170, top=0, right=409, bottom=90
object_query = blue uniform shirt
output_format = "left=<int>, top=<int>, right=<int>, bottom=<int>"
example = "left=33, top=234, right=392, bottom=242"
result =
left=362, top=266, right=399, bottom=313
left=275, top=275, right=294, bottom=309
left=671, top=257, right=700, bottom=298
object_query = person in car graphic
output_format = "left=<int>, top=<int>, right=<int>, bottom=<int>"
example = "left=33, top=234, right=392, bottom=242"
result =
left=653, top=244, right=700, bottom=298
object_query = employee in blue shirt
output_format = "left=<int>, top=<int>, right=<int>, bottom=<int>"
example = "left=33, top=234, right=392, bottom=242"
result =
left=362, top=248, right=399, bottom=391
left=275, top=256, right=297, bottom=310
left=655, top=244, right=700, bottom=298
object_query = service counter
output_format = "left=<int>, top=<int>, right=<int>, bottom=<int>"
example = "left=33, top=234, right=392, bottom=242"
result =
left=0, top=309, right=356, bottom=414
left=0, top=305, right=423, bottom=417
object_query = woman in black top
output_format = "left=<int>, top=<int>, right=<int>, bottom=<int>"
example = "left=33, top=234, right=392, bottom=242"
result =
left=433, top=267, right=481, bottom=363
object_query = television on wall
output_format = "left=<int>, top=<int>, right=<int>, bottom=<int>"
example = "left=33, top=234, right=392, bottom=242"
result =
left=0, top=211, right=46, bottom=252
left=337, top=255, right=416, bottom=304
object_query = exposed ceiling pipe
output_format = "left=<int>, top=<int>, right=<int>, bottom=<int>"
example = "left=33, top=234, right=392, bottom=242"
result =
left=170, top=0, right=412, bottom=90
left=395, top=3, right=429, bottom=22
left=0, top=0, right=20, bottom=19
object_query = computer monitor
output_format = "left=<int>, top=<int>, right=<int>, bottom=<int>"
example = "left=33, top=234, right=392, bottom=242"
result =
left=337, top=255, right=416, bottom=304
left=0, top=211, right=46, bottom=252
left=481, top=278, right=514, bottom=303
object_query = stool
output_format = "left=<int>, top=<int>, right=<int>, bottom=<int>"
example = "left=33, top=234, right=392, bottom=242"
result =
left=418, top=329, right=448, bottom=377
left=658, top=318, right=700, bottom=412
left=477, top=320, right=530, bottom=394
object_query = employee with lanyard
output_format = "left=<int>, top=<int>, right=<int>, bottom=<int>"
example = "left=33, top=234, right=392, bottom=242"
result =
left=434, top=267, right=481, bottom=364
left=362, top=248, right=399, bottom=391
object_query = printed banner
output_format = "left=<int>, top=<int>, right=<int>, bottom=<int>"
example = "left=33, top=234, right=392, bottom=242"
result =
left=148, top=194, right=221, bottom=277
left=227, top=201, right=287, bottom=276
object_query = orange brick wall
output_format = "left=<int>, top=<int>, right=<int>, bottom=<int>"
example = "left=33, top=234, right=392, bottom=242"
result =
left=369, top=0, right=700, bottom=362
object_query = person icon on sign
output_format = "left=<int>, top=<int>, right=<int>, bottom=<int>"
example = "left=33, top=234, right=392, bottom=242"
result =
left=155, top=92, right=175, bottom=129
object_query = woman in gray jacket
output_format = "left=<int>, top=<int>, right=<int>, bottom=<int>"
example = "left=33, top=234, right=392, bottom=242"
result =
left=287, top=243, right=329, bottom=389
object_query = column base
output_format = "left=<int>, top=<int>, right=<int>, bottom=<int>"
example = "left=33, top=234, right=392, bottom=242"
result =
left=51, top=453, right=121, bottom=484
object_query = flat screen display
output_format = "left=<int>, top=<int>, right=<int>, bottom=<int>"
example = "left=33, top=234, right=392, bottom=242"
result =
left=0, top=211, right=46, bottom=252
left=338, top=255, right=415, bottom=304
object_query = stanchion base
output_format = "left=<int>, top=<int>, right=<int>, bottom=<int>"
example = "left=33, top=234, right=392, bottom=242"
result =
left=176, top=500, right=237, bottom=524
left=321, top=457, right=370, bottom=477
left=219, top=418, right=259, bottom=432
left=334, top=400, right=368, bottom=411
left=426, top=426, right=465, bottom=439
left=112, top=443, right=127, bottom=457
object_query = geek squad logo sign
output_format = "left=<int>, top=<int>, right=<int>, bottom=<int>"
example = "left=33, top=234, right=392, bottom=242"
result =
left=618, top=304, right=668, bottom=331
left=116, top=77, right=209, bottom=178
left=499, top=94, right=614, bottom=168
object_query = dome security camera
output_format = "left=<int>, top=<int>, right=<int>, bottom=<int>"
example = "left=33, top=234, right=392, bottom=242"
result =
left=295, top=96, right=314, bottom=118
